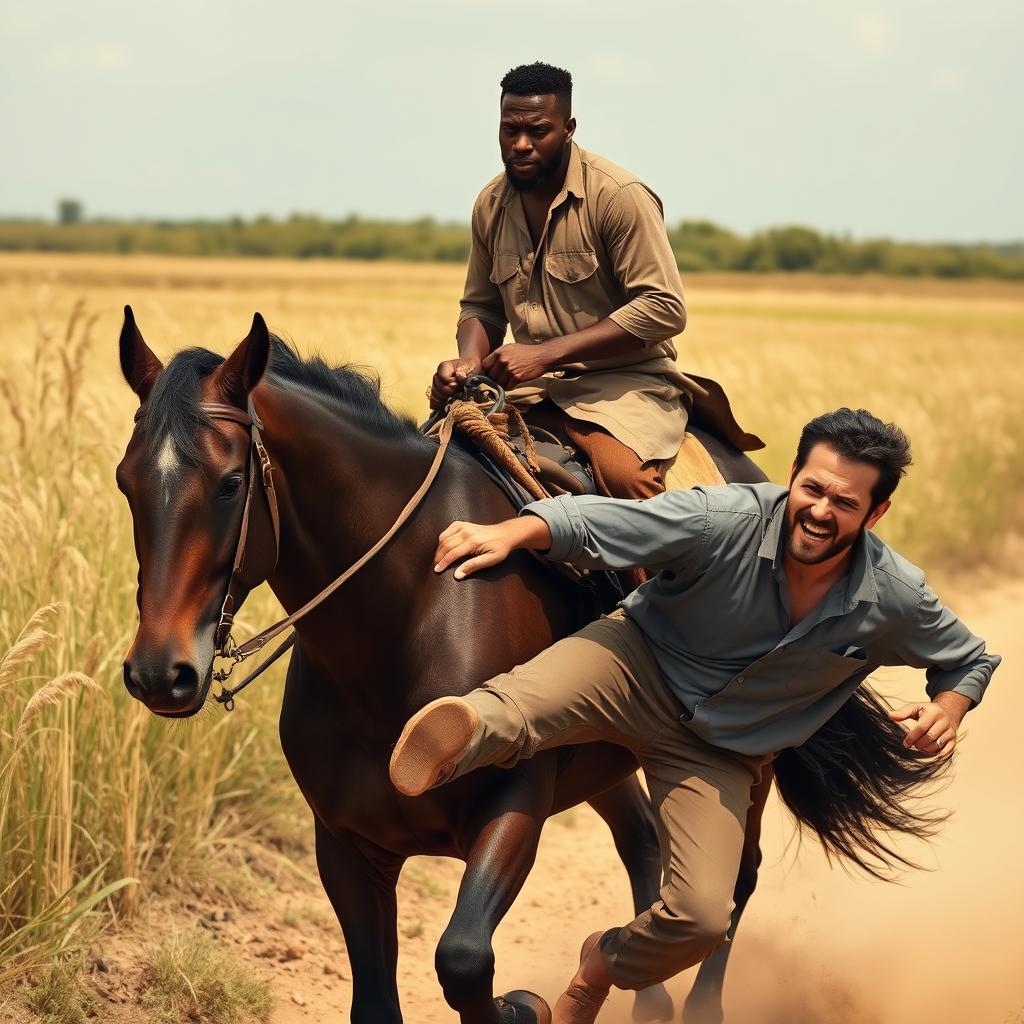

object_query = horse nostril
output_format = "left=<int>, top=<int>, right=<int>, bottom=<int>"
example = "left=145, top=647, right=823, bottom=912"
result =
left=170, top=663, right=199, bottom=705
left=123, top=662, right=146, bottom=699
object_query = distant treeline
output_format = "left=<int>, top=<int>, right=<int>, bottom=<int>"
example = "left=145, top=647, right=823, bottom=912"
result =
left=1, top=215, right=1022, bottom=279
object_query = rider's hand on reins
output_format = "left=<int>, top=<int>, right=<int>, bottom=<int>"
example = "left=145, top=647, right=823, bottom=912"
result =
left=430, top=358, right=481, bottom=409
left=481, top=344, right=553, bottom=389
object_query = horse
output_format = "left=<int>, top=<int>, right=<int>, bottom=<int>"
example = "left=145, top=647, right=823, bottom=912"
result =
left=117, top=308, right=943, bottom=1023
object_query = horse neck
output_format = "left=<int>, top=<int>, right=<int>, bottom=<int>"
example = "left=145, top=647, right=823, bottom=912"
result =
left=255, top=381, right=435, bottom=634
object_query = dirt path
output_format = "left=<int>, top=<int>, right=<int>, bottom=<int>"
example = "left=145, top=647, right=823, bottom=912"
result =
left=66, top=579, right=1022, bottom=1024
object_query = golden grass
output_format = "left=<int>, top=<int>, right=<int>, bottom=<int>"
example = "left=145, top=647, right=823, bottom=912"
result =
left=20, top=959, right=95, bottom=1024
left=139, top=929, right=272, bottom=1024
left=0, top=253, right=1021, bottom=989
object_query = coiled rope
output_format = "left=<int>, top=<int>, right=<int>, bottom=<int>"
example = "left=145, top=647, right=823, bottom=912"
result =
left=446, top=399, right=548, bottom=502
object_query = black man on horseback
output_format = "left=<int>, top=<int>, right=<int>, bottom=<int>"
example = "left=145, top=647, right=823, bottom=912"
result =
left=429, top=61, right=757, bottom=505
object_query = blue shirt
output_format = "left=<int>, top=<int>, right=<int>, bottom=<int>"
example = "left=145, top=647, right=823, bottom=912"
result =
left=523, top=483, right=999, bottom=756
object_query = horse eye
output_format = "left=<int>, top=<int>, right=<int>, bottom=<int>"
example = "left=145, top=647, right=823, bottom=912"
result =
left=217, top=475, right=243, bottom=501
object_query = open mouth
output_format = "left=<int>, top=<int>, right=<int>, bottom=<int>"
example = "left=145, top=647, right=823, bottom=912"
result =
left=799, top=519, right=835, bottom=543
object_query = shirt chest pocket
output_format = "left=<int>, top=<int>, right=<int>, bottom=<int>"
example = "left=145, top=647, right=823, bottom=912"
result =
left=545, top=250, right=599, bottom=284
left=784, top=647, right=868, bottom=694
left=489, top=252, right=521, bottom=287
left=545, top=250, right=602, bottom=317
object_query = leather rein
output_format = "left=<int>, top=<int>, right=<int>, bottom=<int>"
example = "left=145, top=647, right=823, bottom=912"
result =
left=188, top=399, right=456, bottom=711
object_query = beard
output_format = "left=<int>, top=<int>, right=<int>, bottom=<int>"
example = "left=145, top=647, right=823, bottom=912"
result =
left=503, top=142, right=568, bottom=192
left=783, top=507, right=866, bottom=565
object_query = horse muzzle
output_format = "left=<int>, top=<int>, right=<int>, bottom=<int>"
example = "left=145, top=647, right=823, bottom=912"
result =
left=123, top=644, right=213, bottom=717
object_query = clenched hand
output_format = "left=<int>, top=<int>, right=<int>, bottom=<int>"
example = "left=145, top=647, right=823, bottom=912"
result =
left=888, top=694, right=969, bottom=755
left=481, top=344, right=554, bottom=388
left=430, top=358, right=481, bottom=409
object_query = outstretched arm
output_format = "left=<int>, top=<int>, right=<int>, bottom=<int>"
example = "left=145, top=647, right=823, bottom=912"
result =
left=434, top=488, right=712, bottom=579
left=886, top=585, right=1000, bottom=756
left=433, top=515, right=552, bottom=579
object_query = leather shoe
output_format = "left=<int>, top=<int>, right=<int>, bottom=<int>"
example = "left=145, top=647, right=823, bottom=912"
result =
left=389, top=696, right=479, bottom=796
left=552, top=931, right=612, bottom=1023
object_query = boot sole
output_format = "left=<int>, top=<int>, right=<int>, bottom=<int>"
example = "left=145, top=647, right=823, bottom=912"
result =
left=389, top=697, right=479, bottom=797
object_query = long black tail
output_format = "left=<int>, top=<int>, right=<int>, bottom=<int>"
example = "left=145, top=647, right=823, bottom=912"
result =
left=774, top=686, right=954, bottom=879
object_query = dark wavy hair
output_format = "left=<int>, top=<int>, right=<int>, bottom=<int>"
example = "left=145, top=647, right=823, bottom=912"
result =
left=795, top=407, right=912, bottom=506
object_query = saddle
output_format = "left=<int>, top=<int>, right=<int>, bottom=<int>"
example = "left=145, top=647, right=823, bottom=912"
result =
left=507, top=425, right=597, bottom=497
left=424, top=379, right=620, bottom=610
left=516, top=425, right=728, bottom=495
left=425, top=378, right=595, bottom=505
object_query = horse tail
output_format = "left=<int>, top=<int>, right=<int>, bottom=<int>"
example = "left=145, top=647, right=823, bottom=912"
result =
left=773, top=686, right=953, bottom=879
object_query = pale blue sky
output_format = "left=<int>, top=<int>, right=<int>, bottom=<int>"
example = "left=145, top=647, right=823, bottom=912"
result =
left=2, top=0, right=1021, bottom=240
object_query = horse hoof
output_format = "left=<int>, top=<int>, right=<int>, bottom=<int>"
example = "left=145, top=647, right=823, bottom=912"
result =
left=681, top=990, right=723, bottom=1024
left=632, top=982, right=674, bottom=1022
left=498, top=989, right=552, bottom=1024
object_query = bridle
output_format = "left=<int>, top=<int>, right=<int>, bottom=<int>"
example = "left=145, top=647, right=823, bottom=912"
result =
left=185, top=398, right=456, bottom=710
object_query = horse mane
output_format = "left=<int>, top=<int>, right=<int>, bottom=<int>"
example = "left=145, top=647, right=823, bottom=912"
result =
left=143, top=336, right=424, bottom=463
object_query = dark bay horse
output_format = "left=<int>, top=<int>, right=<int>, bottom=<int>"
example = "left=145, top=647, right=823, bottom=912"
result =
left=114, top=309, right=775, bottom=1023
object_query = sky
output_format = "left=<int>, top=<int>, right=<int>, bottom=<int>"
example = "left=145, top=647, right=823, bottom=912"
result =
left=2, top=0, right=1021, bottom=241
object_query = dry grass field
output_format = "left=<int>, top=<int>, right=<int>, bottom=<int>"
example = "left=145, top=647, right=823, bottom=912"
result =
left=0, top=253, right=1022, bottom=1022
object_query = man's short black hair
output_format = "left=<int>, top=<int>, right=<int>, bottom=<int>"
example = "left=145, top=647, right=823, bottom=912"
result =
left=795, top=408, right=912, bottom=507
left=500, top=62, right=572, bottom=117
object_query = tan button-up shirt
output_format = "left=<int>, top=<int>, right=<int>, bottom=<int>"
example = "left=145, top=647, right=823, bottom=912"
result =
left=458, top=143, right=692, bottom=462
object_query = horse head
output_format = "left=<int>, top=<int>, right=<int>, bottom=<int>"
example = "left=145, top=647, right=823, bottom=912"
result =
left=116, top=306, right=271, bottom=716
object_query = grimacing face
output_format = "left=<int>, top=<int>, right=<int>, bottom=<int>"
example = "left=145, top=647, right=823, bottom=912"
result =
left=499, top=92, right=575, bottom=192
left=784, top=443, right=891, bottom=565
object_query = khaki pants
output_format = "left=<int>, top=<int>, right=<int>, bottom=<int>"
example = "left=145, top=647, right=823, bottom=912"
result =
left=446, top=610, right=768, bottom=991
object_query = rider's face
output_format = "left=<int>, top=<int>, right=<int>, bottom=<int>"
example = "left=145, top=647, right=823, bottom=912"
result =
left=784, top=443, right=890, bottom=566
left=499, top=93, right=575, bottom=192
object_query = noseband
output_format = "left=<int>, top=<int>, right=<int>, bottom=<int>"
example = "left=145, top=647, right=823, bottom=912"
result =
left=190, top=400, right=455, bottom=710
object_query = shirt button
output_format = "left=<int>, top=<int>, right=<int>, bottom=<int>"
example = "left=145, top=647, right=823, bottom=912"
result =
left=530, top=302, right=539, bottom=310
left=736, top=675, right=745, bottom=684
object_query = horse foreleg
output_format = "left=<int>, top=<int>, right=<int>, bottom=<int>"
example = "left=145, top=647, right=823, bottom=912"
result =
left=681, top=762, right=774, bottom=1024
left=314, top=819, right=405, bottom=1024
left=589, top=772, right=675, bottom=1024
left=434, top=760, right=557, bottom=1024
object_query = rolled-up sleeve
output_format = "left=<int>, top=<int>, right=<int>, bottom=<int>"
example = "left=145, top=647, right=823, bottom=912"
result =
left=519, top=488, right=710, bottom=574
left=602, top=183, right=687, bottom=344
left=458, top=198, right=508, bottom=332
left=889, top=585, right=1000, bottom=706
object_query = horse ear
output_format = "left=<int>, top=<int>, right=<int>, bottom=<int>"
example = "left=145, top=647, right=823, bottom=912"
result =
left=119, top=305, right=164, bottom=403
left=215, top=313, right=271, bottom=409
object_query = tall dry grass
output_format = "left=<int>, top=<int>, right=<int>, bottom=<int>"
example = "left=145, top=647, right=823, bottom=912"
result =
left=0, top=299, right=302, bottom=988
left=0, top=256, right=1021, bottom=989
